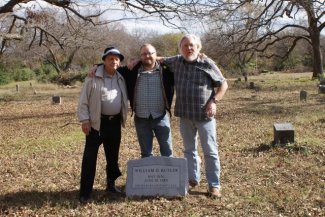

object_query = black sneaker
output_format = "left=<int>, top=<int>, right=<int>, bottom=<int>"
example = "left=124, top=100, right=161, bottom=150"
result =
left=189, top=180, right=199, bottom=188
left=106, top=180, right=122, bottom=193
left=79, top=196, right=90, bottom=204
left=106, top=185, right=122, bottom=193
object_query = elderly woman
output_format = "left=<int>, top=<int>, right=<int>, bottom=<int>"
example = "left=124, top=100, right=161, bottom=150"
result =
left=77, top=47, right=128, bottom=203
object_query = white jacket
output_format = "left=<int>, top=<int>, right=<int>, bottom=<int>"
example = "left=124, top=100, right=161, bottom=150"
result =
left=77, top=65, right=128, bottom=130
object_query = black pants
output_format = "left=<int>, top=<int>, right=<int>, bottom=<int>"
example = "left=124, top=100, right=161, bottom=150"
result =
left=79, top=115, right=122, bottom=198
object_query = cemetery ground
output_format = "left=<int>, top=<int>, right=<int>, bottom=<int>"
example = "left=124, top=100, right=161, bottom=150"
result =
left=0, top=72, right=324, bottom=217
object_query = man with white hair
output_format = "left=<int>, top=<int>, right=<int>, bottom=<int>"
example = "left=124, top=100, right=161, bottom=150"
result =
left=163, top=34, right=228, bottom=198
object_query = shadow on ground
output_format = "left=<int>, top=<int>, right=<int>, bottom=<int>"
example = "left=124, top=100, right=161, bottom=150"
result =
left=0, top=189, right=126, bottom=211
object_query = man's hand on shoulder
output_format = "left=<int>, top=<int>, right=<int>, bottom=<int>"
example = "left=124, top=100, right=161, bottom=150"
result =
left=88, top=65, right=98, bottom=77
left=199, top=53, right=207, bottom=59
left=127, top=59, right=140, bottom=70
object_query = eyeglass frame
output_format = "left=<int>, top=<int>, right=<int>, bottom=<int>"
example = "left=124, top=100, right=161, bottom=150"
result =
left=140, top=52, right=156, bottom=57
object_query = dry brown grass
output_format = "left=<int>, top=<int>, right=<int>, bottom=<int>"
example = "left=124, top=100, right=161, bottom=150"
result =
left=0, top=72, right=324, bottom=216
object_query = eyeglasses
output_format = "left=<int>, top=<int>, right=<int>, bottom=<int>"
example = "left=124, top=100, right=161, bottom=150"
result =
left=141, top=52, right=156, bottom=57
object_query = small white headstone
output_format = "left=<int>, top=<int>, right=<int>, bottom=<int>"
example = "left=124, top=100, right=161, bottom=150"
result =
left=126, top=156, right=188, bottom=197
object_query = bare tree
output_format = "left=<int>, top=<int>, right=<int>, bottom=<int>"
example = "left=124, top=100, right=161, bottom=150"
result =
left=203, top=0, right=325, bottom=78
left=0, top=1, right=98, bottom=57
left=0, top=0, right=191, bottom=53
left=2, top=1, right=322, bottom=78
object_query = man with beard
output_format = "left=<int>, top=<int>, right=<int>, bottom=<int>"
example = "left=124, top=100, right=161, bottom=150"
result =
left=162, top=34, right=228, bottom=198
left=119, top=44, right=174, bottom=158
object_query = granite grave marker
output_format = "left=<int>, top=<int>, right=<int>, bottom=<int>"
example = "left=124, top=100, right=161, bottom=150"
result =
left=319, top=85, right=325, bottom=94
left=126, top=156, right=188, bottom=197
left=52, top=96, right=62, bottom=104
left=273, top=123, right=294, bottom=145
left=300, top=90, right=307, bottom=101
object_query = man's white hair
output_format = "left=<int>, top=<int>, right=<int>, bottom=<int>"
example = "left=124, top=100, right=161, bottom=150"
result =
left=178, top=34, right=202, bottom=51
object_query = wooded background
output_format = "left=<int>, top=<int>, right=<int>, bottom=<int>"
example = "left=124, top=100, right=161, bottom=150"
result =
left=0, top=0, right=324, bottom=85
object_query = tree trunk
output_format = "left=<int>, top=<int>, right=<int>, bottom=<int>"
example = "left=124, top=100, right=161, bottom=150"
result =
left=299, top=0, right=323, bottom=78
left=311, top=32, right=323, bottom=78
left=63, top=46, right=80, bottom=72
left=306, top=0, right=324, bottom=79
left=42, top=45, right=61, bottom=73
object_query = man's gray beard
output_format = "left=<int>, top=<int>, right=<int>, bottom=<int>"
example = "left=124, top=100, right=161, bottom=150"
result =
left=182, top=53, right=198, bottom=62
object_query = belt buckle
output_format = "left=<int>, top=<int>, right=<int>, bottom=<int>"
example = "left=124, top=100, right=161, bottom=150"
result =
left=108, top=115, right=114, bottom=120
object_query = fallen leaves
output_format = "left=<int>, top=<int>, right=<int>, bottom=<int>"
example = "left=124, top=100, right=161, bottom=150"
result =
left=0, top=74, right=324, bottom=216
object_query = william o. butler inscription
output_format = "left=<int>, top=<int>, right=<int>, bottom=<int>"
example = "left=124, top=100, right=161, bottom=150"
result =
left=126, top=157, right=188, bottom=197
left=133, top=165, right=180, bottom=188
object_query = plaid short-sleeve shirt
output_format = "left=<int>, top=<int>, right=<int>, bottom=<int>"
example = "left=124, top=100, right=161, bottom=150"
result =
left=165, top=55, right=226, bottom=120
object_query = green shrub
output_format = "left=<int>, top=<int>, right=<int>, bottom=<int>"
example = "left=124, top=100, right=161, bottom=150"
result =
left=0, top=63, right=13, bottom=85
left=13, top=67, right=35, bottom=81
left=0, top=71, right=12, bottom=85
left=34, top=64, right=58, bottom=82
left=0, top=61, right=37, bottom=84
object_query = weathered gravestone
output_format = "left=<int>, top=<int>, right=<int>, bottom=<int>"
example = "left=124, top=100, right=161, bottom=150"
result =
left=52, top=96, right=62, bottom=104
left=126, top=156, right=188, bottom=197
left=300, top=90, right=308, bottom=101
left=273, top=123, right=294, bottom=145
left=242, top=72, right=248, bottom=82
left=249, top=82, right=255, bottom=89
left=319, top=85, right=325, bottom=94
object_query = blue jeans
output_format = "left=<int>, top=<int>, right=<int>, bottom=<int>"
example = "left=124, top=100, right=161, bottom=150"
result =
left=180, top=117, right=221, bottom=188
left=134, top=113, right=173, bottom=158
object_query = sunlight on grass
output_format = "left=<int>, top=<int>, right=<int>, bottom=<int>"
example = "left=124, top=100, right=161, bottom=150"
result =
left=294, top=111, right=324, bottom=124
left=298, top=137, right=324, bottom=147
left=9, top=129, right=84, bottom=154
left=248, top=72, right=318, bottom=89
left=0, top=80, right=81, bottom=101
